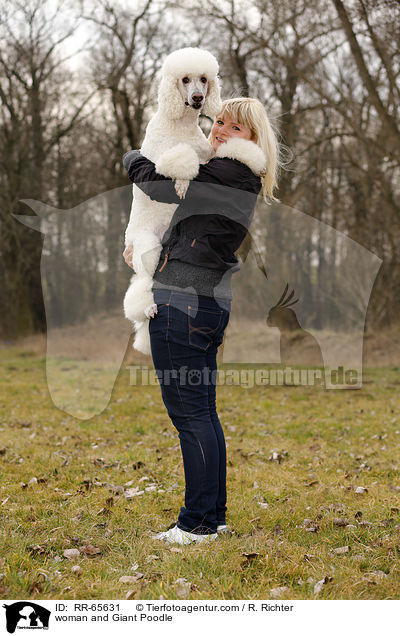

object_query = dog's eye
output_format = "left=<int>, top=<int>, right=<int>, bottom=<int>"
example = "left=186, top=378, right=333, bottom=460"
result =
left=201, top=77, right=207, bottom=83
left=182, top=77, right=189, bottom=84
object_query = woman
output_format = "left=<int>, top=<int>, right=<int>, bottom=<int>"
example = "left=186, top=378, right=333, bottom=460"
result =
left=123, top=98, right=281, bottom=545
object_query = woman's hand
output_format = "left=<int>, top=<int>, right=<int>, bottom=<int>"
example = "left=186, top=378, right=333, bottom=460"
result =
left=123, top=244, right=134, bottom=270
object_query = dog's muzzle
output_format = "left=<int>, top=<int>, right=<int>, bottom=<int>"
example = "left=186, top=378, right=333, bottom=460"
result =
left=185, top=100, right=203, bottom=110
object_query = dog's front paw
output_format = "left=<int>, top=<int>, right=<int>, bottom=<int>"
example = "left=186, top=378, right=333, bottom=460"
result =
left=175, top=179, right=189, bottom=199
left=144, top=303, right=158, bottom=319
left=155, top=144, right=199, bottom=180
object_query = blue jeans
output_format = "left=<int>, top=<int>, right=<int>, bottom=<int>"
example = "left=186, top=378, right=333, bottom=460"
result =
left=149, top=288, right=231, bottom=534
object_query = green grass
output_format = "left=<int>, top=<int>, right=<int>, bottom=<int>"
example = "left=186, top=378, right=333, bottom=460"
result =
left=1, top=347, right=400, bottom=600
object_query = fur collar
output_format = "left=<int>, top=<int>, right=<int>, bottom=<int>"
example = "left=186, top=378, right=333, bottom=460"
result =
left=214, top=137, right=266, bottom=176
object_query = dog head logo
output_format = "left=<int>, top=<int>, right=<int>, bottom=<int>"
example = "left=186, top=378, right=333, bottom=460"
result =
left=13, top=188, right=382, bottom=416
left=2, top=602, right=50, bottom=633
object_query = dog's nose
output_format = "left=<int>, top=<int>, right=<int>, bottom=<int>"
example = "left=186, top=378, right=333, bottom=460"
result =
left=192, top=94, right=204, bottom=103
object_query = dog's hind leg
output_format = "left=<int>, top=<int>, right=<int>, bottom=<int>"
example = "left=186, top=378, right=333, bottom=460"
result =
left=124, top=273, right=156, bottom=322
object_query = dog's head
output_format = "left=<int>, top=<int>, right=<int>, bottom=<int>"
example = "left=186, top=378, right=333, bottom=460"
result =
left=158, top=47, right=222, bottom=121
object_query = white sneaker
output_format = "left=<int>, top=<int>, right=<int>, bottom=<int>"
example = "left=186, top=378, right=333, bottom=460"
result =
left=217, top=524, right=229, bottom=533
left=152, top=525, right=218, bottom=545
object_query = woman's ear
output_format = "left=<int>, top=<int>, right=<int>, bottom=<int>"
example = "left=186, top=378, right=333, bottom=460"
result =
left=203, top=77, right=222, bottom=118
left=157, top=74, right=186, bottom=120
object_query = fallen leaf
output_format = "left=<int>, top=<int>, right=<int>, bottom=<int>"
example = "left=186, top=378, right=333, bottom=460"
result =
left=357, top=520, right=373, bottom=527
left=63, top=549, right=80, bottom=560
left=303, top=518, right=315, bottom=527
left=124, top=487, right=145, bottom=499
left=333, top=518, right=349, bottom=527
left=268, top=450, right=288, bottom=463
left=126, top=590, right=136, bottom=599
left=174, top=577, right=191, bottom=599
left=368, top=570, right=388, bottom=581
left=81, top=545, right=101, bottom=556
left=303, top=518, right=319, bottom=532
left=119, top=576, right=140, bottom=584
left=132, top=461, right=145, bottom=470
left=270, top=586, right=289, bottom=599
left=91, top=457, right=105, bottom=466
left=145, top=554, right=161, bottom=562
left=331, top=545, right=350, bottom=554
left=242, top=552, right=260, bottom=560
left=314, top=575, right=333, bottom=595
left=28, top=581, right=43, bottom=594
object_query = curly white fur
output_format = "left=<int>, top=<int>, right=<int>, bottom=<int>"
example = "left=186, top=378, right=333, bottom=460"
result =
left=123, top=47, right=222, bottom=355
left=214, top=137, right=267, bottom=175
left=155, top=143, right=200, bottom=181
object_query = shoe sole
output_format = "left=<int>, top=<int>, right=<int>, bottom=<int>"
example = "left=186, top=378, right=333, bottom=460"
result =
left=151, top=532, right=218, bottom=545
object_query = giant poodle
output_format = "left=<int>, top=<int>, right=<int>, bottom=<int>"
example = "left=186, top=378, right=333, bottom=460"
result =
left=123, top=47, right=222, bottom=355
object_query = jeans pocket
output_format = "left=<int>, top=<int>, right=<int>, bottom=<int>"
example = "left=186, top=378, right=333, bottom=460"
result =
left=188, top=305, right=224, bottom=350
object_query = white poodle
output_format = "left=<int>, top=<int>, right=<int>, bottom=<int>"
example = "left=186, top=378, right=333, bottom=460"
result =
left=123, top=47, right=222, bottom=355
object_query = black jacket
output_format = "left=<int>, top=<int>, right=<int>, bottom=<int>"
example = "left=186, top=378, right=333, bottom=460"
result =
left=123, top=140, right=263, bottom=274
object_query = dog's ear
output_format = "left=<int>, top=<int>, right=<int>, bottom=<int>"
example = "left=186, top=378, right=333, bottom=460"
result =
left=203, top=77, right=222, bottom=118
left=158, top=74, right=186, bottom=120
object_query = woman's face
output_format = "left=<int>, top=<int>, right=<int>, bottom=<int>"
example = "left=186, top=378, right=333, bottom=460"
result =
left=210, top=113, right=254, bottom=152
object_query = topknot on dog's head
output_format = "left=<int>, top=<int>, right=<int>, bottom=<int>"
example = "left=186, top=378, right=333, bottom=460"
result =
left=161, top=47, right=219, bottom=80
left=158, top=47, right=222, bottom=121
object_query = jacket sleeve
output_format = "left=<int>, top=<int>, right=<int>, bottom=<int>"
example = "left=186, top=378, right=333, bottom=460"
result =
left=122, top=150, right=259, bottom=205
left=123, top=150, right=180, bottom=204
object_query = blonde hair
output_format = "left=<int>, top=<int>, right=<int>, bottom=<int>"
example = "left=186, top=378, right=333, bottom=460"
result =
left=210, top=97, right=283, bottom=203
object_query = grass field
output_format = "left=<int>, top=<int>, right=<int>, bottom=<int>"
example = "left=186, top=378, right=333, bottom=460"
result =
left=0, top=345, right=399, bottom=600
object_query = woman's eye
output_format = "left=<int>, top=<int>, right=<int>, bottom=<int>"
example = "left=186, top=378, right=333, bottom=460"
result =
left=216, top=120, right=224, bottom=125
left=201, top=77, right=207, bottom=83
left=182, top=77, right=189, bottom=84
left=233, top=126, right=240, bottom=131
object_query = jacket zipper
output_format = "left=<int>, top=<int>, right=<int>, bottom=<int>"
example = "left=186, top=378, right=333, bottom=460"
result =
left=159, top=237, right=196, bottom=272
left=158, top=252, right=169, bottom=272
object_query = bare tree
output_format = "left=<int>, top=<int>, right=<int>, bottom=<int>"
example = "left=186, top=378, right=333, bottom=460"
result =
left=0, top=0, right=96, bottom=336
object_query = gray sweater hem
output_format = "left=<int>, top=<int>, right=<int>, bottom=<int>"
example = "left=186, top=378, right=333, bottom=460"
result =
left=152, top=260, right=234, bottom=300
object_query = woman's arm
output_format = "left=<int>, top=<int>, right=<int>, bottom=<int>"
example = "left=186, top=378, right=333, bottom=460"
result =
left=123, top=150, right=181, bottom=204
left=122, top=149, right=260, bottom=205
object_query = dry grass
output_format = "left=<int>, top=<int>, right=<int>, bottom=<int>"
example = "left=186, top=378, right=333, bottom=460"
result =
left=0, top=312, right=399, bottom=599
